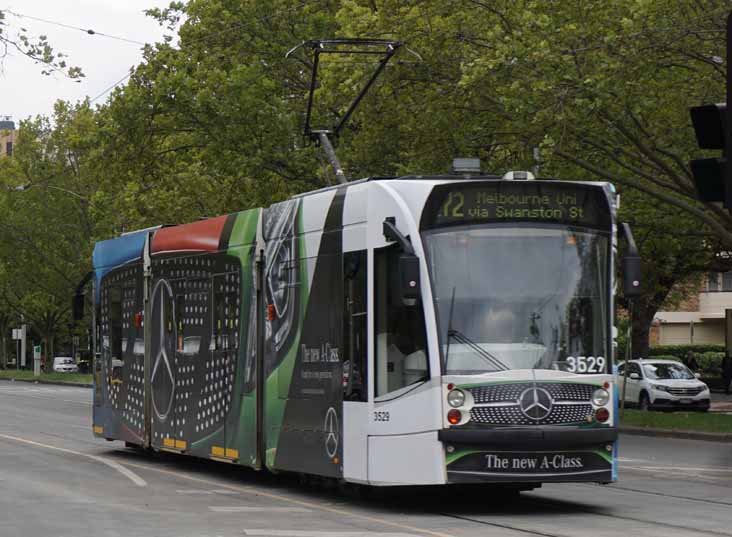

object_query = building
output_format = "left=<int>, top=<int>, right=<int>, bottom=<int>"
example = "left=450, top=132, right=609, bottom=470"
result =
left=653, top=272, right=732, bottom=345
left=0, top=118, right=16, bottom=157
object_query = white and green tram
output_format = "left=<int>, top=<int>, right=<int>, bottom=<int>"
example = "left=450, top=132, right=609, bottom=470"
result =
left=88, top=171, right=640, bottom=487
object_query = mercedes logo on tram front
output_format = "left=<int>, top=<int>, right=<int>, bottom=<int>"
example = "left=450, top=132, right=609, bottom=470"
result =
left=151, top=278, right=176, bottom=422
left=324, top=407, right=339, bottom=459
left=518, top=387, right=553, bottom=421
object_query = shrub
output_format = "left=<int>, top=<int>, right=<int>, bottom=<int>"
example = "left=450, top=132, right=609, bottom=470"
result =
left=646, top=354, right=680, bottom=362
left=698, top=352, right=724, bottom=376
left=648, top=344, right=725, bottom=359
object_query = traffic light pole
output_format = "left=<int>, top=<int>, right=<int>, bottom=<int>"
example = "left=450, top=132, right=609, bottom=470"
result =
left=726, top=12, right=732, bottom=211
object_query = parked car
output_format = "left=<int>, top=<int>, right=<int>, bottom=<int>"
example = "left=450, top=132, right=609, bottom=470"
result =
left=617, top=359, right=710, bottom=411
left=52, top=356, right=79, bottom=373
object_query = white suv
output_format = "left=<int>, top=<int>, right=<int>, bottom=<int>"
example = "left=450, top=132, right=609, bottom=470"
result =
left=617, top=359, right=710, bottom=411
left=52, top=356, right=79, bottom=373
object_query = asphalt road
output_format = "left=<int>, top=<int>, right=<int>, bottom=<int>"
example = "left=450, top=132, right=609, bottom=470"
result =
left=1, top=381, right=731, bottom=537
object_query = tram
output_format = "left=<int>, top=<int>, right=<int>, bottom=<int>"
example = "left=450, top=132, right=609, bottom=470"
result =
left=84, top=170, right=640, bottom=487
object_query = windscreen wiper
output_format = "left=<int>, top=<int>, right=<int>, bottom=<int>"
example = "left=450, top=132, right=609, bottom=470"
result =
left=447, top=328, right=509, bottom=371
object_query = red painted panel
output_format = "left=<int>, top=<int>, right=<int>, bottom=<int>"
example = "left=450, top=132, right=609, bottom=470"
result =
left=151, top=215, right=228, bottom=253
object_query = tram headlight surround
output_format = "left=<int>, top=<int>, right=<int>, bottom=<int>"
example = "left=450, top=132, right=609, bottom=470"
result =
left=447, top=389, right=466, bottom=408
left=592, top=388, right=609, bottom=407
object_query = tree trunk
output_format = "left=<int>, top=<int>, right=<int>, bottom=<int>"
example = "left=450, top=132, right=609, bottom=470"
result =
left=631, top=302, right=657, bottom=359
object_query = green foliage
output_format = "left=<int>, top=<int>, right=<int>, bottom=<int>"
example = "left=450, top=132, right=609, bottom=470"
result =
left=648, top=345, right=725, bottom=375
left=647, top=355, right=681, bottom=362
left=622, top=410, right=732, bottom=434
left=0, top=9, right=83, bottom=78
left=0, top=370, right=92, bottom=385
left=648, top=344, right=726, bottom=358
left=1, top=1, right=731, bottom=359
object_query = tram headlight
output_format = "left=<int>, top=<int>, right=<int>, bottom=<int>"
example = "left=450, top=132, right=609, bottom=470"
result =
left=447, top=409, right=462, bottom=425
left=592, top=388, right=609, bottom=407
left=447, top=389, right=465, bottom=408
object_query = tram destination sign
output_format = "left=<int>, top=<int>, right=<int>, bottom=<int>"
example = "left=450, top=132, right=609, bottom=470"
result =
left=421, top=181, right=612, bottom=230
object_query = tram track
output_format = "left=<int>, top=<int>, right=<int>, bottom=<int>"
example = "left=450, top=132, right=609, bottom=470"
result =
left=591, top=483, right=732, bottom=507
left=440, top=492, right=732, bottom=537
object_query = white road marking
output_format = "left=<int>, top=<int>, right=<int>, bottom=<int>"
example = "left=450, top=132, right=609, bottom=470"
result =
left=209, top=506, right=311, bottom=513
left=627, top=465, right=732, bottom=473
left=0, top=433, right=147, bottom=487
left=177, top=489, right=240, bottom=495
left=118, top=459, right=451, bottom=537
left=243, top=532, right=419, bottom=537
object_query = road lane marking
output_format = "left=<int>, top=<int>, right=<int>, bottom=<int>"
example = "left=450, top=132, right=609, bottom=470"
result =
left=210, top=506, right=311, bottom=513
left=116, top=458, right=451, bottom=537
left=0, top=433, right=147, bottom=487
left=243, top=532, right=419, bottom=537
left=626, top=465, right=732, bottom=473
left=177, top=489, right=241, bottom=495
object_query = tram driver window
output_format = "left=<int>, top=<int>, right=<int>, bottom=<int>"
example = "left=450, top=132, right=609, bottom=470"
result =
left=375, top=247, right=429, bottom=398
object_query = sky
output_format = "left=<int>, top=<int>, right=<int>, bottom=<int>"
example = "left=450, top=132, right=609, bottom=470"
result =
left=1, top=0, right=176, bottom=123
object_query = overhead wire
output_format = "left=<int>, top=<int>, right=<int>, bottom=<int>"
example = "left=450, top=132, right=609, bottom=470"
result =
left=4, top=9, right=146, bottom=46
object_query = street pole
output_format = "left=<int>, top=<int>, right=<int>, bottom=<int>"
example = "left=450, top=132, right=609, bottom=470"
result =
left=620, top=300, right=633, bottom=419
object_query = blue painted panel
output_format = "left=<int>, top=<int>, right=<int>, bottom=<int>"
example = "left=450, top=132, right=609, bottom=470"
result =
left=92, top=228, right=158, bottom=302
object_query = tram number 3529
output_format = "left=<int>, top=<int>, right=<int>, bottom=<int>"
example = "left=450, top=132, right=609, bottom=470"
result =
left=373, top=411, right=390, bottom=422
left=565, top=356, right=606, bottom=374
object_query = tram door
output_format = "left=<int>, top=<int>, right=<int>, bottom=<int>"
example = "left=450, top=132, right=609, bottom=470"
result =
left=342, top=250, right=369, bottom=481
left=368, top=246, right=442, bottom=484
left=148, top=276, right=180, bottom=451
left=211, top=271, right=240, bottom=461
left=370, top=246, right=437, bottom=430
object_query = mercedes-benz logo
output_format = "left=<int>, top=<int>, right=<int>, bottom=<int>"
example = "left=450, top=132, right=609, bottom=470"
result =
left=324, top=407, right=339, bottom=459
left=151, top=279, right=176, bottom=421
left=518, top=387, right=553, bottom=421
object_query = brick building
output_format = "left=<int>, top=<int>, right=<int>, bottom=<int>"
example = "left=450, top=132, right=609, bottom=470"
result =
left=653, top=272, right=732, bottom=345
left=0, top=118, right=16, bottom=157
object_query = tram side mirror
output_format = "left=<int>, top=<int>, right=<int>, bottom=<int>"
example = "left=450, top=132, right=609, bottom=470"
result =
left=72, top=294, right=85, bottom=321
left=399, top=254, right=421, bottom=307
left=620, top=223, right=642, bottom=298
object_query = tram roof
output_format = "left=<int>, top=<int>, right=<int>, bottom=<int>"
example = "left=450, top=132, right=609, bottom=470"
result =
left=289, top=174, right=611, bottom=199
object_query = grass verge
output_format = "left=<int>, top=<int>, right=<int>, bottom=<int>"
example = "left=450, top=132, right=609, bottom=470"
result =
left=0, top=369, right=92, bottom=385
left=622, top=409, right=732, bottom=434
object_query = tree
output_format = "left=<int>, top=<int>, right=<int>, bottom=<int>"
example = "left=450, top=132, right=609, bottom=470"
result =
left=328, top=0, right=730, bottom=352
left=0, top=102, right=99, bottom=367
left=0, top=9, right=83, bottom=78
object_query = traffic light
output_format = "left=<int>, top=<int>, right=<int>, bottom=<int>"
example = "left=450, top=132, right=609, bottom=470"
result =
left=689, top=11, right=732, bottom=208
left=689, top=103, right=730, bottom=206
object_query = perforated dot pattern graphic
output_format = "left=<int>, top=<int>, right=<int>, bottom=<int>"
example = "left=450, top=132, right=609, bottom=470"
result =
left=466, top=382, right=598, bottom=426
left=469, top=403, right=594, bottom=426
left=468, top=382, right=596, bottom=404
left=100, top=265, right=144, bottom=437
left=151, top=254, right=241, bottom=443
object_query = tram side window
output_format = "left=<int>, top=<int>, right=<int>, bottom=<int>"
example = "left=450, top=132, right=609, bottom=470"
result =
left=109, top=287, right=123, bottom=383
left=375, top=246, right=429, bottom=398
left=344, top=250, right=367, bottom=402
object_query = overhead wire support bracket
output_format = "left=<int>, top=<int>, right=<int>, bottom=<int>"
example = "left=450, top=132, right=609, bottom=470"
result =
left=286, top=39, right=404, bottom=184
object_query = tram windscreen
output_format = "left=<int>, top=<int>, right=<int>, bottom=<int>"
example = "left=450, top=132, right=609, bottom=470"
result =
left=422, top=225, right=609, bottom=374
